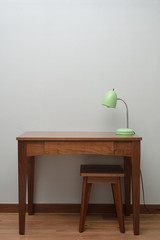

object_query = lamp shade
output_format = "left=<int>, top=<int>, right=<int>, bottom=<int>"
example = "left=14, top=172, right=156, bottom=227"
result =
left=102, top=89, right=117, bottom=108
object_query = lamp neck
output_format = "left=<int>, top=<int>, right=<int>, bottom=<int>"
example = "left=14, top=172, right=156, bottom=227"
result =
left=117, top=98, right=129, bottom=128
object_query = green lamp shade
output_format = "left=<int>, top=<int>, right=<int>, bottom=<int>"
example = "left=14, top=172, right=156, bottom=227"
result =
left=102, top=90, right=117, bottom=108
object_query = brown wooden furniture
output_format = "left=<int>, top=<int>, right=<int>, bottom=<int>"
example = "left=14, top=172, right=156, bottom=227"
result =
left=79, top=165, right=125, bottom=233
left=16, top=131, right=142, bottom=235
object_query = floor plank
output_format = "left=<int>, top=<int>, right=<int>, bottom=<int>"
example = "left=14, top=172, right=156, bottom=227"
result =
left=0, top=213, right=160, bottom=240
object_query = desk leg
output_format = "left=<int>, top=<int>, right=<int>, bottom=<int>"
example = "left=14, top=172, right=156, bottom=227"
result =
left=28, top=156, right=35, bottom=215
left=124, top=157, right=131, bottom=216
left=18, top=141, right=27, bottom=235
left=132, top=142, right=140, bottom=235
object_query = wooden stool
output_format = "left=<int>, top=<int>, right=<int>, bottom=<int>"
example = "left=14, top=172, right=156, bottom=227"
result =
left=79, top=165, right=125, bottom=233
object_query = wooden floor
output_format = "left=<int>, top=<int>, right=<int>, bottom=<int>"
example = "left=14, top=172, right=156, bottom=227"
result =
left=0, top=213, right=160, bottom=240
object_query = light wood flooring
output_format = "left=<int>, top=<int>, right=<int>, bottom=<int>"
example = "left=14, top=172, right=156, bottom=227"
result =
left=0, top=213, right=160, bottom=240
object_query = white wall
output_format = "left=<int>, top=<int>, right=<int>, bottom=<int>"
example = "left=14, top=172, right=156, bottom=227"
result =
left=0, top=0, right=160, bottom=204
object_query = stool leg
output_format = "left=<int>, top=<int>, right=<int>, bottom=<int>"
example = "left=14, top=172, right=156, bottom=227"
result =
left=111, top=179, right=125, bottom=233
left=79, top=177, right=92, bottom=233
left=83, top=182, right=92, bottom=224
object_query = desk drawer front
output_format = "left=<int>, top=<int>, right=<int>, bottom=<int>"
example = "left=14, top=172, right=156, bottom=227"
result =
left=45, top=141, right=114, bottom=155
left=26, top=141, right=132, bottom=157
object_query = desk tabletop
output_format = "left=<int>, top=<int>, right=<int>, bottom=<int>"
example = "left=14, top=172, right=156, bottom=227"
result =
left=16, top=132, right=142, bottom=141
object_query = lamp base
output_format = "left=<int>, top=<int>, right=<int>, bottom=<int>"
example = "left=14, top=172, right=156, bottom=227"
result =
left=116, top=128, right=135, bottom=135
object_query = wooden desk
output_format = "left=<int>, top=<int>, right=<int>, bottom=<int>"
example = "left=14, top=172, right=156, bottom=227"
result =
left=16, top=132, right=142, bottom=235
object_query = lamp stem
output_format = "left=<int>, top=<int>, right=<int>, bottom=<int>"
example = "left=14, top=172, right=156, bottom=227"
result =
left=117, top=98, right=129, bottom=128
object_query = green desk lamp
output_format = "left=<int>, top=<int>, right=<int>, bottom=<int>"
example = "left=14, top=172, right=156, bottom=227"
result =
left=102, top=89, right=134, bottom=135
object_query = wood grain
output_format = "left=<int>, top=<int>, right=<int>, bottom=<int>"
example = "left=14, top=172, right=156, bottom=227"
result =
left=79, top=165, right=125, bottom=233
left=27, top=157, right=35, bottom=215
left=0, top=203, right=160, bottom=213
left=17, top=131, right=142, bottom=141
left=17, top=131, right=142, bottom=235
left=18, top=141, right=27, bottom=235
left=0, top=213, right=159, bottom=239
left=44, top=141, right=114, bottom=155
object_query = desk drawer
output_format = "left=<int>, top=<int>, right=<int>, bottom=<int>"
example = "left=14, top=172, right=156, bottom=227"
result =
left=26, top=141, right=132, bottom=157
left=44, top=141, right=114, bottom=155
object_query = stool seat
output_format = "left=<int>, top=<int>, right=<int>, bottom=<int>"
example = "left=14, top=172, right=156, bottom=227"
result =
left=80, top=165, right=125, bottom=177
left=79, top=164, right=125, bottom=233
